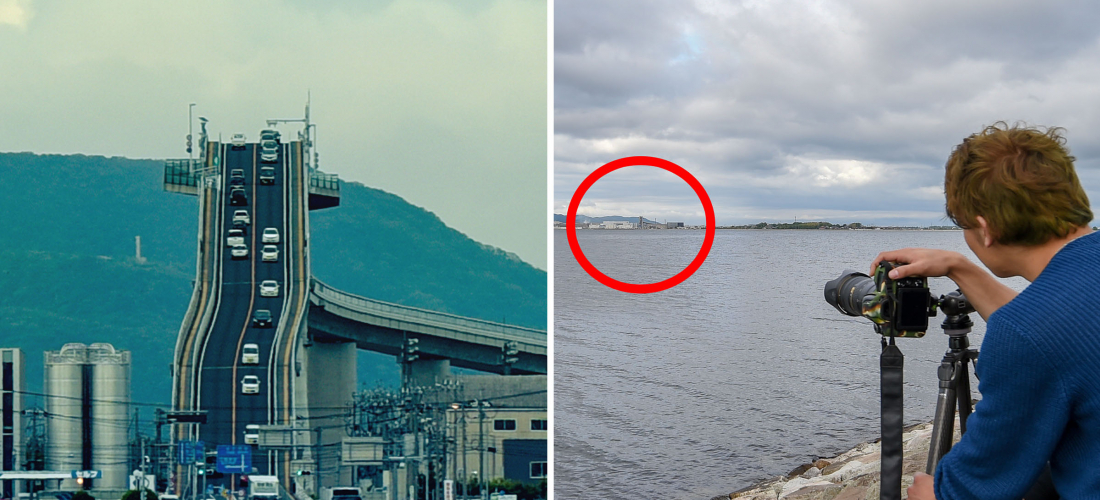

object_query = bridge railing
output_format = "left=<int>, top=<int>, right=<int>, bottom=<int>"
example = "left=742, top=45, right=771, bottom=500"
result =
left=310, top=278, right=546, bottom=344
left=310, top=171, right=340, bottom=191
left=164, top=159, right=199, bottom=195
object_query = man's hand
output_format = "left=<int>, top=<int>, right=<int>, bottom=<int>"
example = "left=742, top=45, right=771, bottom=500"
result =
left=908, top=472, right=936, bottom=500
left=870, top=248, right=1016, bottom=321
left=870, top=248, right=964, bottom=279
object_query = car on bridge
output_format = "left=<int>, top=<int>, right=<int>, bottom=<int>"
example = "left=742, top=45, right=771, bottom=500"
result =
left=259, top=280, right=280, bottom=297
left=261, top=141, right=278, bottom=163
left=260, top=166, right=275, bottom=184
left=261, top=129, right=280, bottom=143
left=233, top=220, right=248, bottom=233
left=241, top=375, right=260, bottom=394
left=230, top=187, right=248, bottom=206
left=230, top=176, right=245, bottom=187
left=242, top=343, right=260, bottom=364
left=231, top=169, right=245, bottom=180
left=262, top=245, right=278, bottom=262
left=262, top=228, right=280, bottom=244
left=226, top=229, right=245, bottom=247
left=233, top=210, right=251, bottom=225
left=231, top=133, right=247, bottom=149
left=231, top=244, right=249, bottom=259
left=245, top=424, right=260, bottom=445
left=252, top=309, right=272, bottom=327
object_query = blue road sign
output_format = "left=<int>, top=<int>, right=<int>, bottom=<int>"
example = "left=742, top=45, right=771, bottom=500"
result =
left=195, top=440, right=206, bottom=462
left=178, top=440, right=194, bottom=464
left=216, top=445, right=252, bottom=474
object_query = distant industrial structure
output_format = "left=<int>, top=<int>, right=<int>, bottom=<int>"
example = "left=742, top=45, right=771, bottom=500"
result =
left=44, top=343, right=131, bottom=491
left=558, top=216, right=688, bottom=229
left=0, top=348, right=24, bottom=500
left=0, top=338, right=542, bottom=500
left=336, top=375, right=547, bottom=500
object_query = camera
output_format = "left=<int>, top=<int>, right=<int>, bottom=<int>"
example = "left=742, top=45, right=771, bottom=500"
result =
left=823, top=262, right=934, bottom=338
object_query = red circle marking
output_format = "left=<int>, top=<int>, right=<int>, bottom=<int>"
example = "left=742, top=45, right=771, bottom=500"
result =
left=566, top=156, right=715, bottom=293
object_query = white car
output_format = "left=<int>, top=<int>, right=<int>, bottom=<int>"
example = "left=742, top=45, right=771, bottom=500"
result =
left=226, top=229, right=245, bottom=247
left=259, top=280, right=280, bottom=297
left=233, top=210, right=250, bottom=225
left=242, top=343, right=259, bottom=365
left=262, top=227, right=280, bottom=244
left=241, top=375, right=260, bottom=394
left=230, top=244, right=249, bottom=259
left=231, top=133, right=246, bottom=149
left=262, top=245, right=279, bottom=262
left=244, top=424, right=260, bottom=445
left=260, top=140, right=278, bottom=163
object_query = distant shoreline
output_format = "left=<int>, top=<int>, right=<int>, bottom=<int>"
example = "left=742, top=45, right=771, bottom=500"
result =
left=553, top=226, right=964, bottom=231
left=553, top=217, right=962, bottom=231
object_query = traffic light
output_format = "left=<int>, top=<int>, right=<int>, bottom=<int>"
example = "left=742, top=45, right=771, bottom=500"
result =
left=197, top=462, right=206, bottom=476
left=503, top=341, right=519, bottom=365
left=295, top=469, right=311, bottom=476
left=187, top=134, right=193, bottom=154
left=404, top=338, right=419, bottom=363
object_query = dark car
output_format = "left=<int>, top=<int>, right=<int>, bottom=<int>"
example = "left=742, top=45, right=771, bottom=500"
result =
left=230, top=187, right=247, bottom=206
left=252, top=309, right=272, bottom=328
left=230, top=176, right=246, bottom=187
left=232, top=220, right=248, bottom=233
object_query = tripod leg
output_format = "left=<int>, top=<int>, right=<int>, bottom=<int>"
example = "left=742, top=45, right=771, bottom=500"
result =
left=926, top=354, right=958, bottom=474
left=956, top=358, right=973, bottom=436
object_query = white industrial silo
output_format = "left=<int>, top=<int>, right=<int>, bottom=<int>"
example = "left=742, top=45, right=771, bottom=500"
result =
left=89, top=343, right=131, bottom=490
left=44, top=343, right=131, bottom=491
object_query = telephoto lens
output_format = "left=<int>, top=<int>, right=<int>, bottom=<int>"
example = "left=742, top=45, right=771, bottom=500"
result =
left=824, top=270, right=877, bottom=317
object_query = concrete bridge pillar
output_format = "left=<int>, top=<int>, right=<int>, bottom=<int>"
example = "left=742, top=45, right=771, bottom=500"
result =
left=402, top=358, right=452, bottom=388
left=301, top=340, right=357, bottom=490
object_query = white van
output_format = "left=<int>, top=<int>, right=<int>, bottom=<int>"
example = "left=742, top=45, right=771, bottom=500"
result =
left=242, top=343, right=259, bottom=365
left=245, top=424, right=260, bottom=445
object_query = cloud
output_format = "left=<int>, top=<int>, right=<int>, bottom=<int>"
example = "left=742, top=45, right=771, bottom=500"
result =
left=555, top=0, right=1100, bottom=227
left=0, top=0, right=547, bottom=269
left=0, top=0, right=32, bottom=29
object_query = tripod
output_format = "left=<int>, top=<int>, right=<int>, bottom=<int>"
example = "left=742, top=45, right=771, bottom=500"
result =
left=920, top=304, right=1060, bottom=499
left=925, top=311, right=977, bottom=474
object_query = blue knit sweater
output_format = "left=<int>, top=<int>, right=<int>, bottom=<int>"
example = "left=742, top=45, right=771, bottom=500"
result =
left=935, top=231, right=1100, bottom=499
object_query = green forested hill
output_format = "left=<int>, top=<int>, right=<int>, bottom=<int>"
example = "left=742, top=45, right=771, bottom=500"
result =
left=0, top=152, right=546, bottom=406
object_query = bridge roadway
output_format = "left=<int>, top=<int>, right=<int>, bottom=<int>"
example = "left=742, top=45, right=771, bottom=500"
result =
left=196, top=141, right=291, bottom=480
left=170, top=138, right=545, bottom=493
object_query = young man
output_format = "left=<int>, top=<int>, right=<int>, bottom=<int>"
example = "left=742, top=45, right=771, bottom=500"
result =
left=870, top=123, right=1096, bottom=499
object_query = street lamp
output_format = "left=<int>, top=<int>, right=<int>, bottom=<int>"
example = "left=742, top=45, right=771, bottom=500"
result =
left=188, top=103, right=196, bottom=174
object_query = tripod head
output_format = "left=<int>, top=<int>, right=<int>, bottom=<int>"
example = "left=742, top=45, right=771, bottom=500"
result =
left=936, top=289, right=975, bottom=347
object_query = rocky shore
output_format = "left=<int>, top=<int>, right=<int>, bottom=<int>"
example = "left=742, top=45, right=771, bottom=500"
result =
left=719, top=420, right=959, bottom=500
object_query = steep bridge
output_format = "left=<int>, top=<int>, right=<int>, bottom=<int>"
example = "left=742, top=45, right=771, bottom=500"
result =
left=165, top=134, right=545, bottom=495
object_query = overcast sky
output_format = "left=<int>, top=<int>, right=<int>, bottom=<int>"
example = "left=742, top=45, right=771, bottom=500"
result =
left=555, top=0, right=1100, bottom=227
left=0, top=0, right=547, bottom=269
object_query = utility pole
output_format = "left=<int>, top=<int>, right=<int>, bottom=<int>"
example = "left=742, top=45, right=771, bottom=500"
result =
left=188, top=103, right=195, bottom=174
left=314, top=427, right=322, bottom=494
left=477, top=402, right=485, bottom=500
left=460, top=408, right=467, bottom=500
left=140, top=439, right=148, bottom=500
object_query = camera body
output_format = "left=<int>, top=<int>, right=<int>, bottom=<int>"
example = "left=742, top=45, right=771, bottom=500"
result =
left=864, top=262, right=934, bottom=338
left=823, top=262, right=936, bottom=338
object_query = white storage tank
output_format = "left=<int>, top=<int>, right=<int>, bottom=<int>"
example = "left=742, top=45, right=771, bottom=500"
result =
left=44, top=343, right=131, bottom=491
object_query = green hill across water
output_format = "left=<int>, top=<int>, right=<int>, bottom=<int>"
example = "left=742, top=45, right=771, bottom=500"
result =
left=0, top=152, right=546, bottom=407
